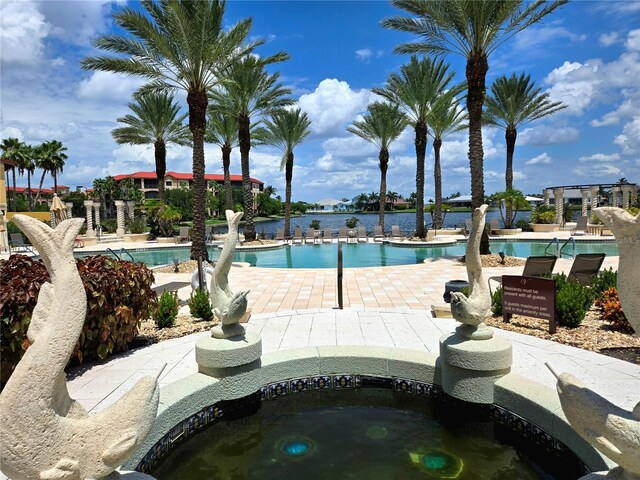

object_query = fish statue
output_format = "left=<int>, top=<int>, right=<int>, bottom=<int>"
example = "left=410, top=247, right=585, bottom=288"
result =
left=0, top=215, right=160, bottom=480
left=547, top=363, right=640, bottom=479
left=210, top=210, right=250, bottom=339
left=450, top=204, right=493, bottom=339
left=594, top=207, right=640, bottom=336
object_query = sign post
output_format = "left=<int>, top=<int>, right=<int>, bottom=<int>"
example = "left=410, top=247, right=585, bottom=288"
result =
left=502, top=276, right=557, bottom=334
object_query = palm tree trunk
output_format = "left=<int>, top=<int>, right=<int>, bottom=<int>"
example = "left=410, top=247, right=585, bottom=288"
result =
left=433, top=136, right=442, bottom=229
left=27, top=171, right=33, bottom=211
left=466, top=53, right=490, bottom=254
left=284, top=152, right=293, bottom=237
left=505, top=127, right=516, bottom=228
left=53, top=171, right=58, bottom=194
left=34, top=171, right=47, bottom=207
left=155, top=139, right=167, bottom=201
left=187, top=90, right=209, bottom=261
left=222, top=144, right=233, bottom=211
left=415, top=121, right=427, bottom=238
left=379, top=149, right=389, bottom=230
left=239, top=114, right=256, bottom=241
left=11, top=167, right=17, bottom=211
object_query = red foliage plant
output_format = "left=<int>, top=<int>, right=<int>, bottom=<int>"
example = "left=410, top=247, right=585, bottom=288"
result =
left=0, top=254, right=157, bottom=386
left=594, top=288, right=633, bottom=334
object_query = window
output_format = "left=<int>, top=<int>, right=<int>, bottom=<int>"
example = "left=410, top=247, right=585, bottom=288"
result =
left=165, top=180, right=173, bottom=187
left=179, top=181, right=188, bottom=187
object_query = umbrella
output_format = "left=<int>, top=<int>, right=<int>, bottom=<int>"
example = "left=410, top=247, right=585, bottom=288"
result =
left=50, top=194, right=67, bottom=227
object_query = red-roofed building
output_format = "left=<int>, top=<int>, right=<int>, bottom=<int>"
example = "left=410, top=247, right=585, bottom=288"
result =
left=114, top=171, right=264, bottom=199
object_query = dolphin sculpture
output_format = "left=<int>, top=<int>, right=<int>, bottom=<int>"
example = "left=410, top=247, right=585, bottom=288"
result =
left=594, top=207, right=639, bottom=336
left=450, top=204, right=493, bottom=339
left=0, top=215, right=160, bottom=480
left=547, top=363, right=640, bottom=479
left=210, top=210, right=250, bottom=339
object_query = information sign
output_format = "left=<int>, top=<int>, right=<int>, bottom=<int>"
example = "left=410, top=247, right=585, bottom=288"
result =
left=501, top=275, right=557, bottom=334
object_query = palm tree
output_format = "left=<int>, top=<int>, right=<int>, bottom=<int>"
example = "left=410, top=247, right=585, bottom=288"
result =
left=210, top=55, right=292, bottom=241
left=82, top=0, right=258, bottom=261
left=206, top=108, right=239, bottom=212
left=113, top=92, right=191, bottom=201
left=1, top=138, right=24, bottom=211
left=348, top=102, right=408, bottom=230
left=255, top=108, right=311, bottom=237
left=16, top=144, right=36, bottom=211
left=34, top=140, right=67, bottom=206
left=373, top=56, right=457, bottom=238
left=383, top=0, right=567, bottom=252
left=387, top=191, right=399, bottom=210
left=428, top=91, right=467, bottom=229
left=484, top=73, right=565, bottom=226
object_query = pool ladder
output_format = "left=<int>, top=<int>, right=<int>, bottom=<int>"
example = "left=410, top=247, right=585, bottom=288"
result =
left=544, top=236, right=576, bottom=258
left=106, top=247, right=135, bottom=262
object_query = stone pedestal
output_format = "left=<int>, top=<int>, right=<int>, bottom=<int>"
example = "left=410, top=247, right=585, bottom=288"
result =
left=65, top=202, right=73, bottom=218
left=581, top=189, right=589, bottom=217
left=440, top=332, right=512, bottom=404
left=127, top=200, right=136, bottom=220
left=611, top=187, right=620, bottom=208
left=589, top=186, right=599, bottom=222
left=543, top=188, right=550, bottom=207
left=196, top=331, right=262, bottom=379
left=115, top=200, right=125, bottom=237
left=84, top=200, right=95, bottom=237
left=93, top=202, right=101, bottom=235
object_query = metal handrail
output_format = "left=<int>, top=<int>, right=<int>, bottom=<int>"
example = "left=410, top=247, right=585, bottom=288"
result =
left=106, top=247, right=121, bottom=260
left=560, top=236, right=576, bottom=258
left=118, top=247, right=135, bottom=262
left=544, top=237, right=559, bottom=257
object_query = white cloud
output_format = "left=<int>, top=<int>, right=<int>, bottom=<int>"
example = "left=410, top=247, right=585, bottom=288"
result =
left=0, top=1, right=50, bottom=65
left=355, top=49, right=373, bottom=61
left=513, top=171, right=527, bottom=181
left=24, top=122, right=81, bottom=143
left=51, top=57, right=65, bottom=67
left=518, top=126, right=579, bottom=146
left=39, top=0, right=121, bottom=46
left=0, top=126, right=24, bottom=140
left=513, top=25, right=586, bottom=54
left=626, top=29, right=640, bottom=51
left=614, top=116, right=640, bottom=154
left=525, top=153, right=552, bottom=165
left=573, top=163, right=622, bottom=178
left=578, top=153, right=621, bottom=163
left=298, top=79, right=376, bottom=137
left=77, top=71, right=146, bottom=101
left=599, top=32, right=620, bottom=47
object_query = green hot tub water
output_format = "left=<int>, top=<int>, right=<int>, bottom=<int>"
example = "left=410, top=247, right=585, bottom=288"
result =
left=151, top=389, right=580, bottom=479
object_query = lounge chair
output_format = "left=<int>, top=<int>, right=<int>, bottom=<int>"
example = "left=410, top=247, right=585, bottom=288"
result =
left=567, top=253, right=606, bottom=286
left=391, top=225, right=402, bottom=239
left=357, top=226, right=367, bottom=243
left=204, top=225, right=213, bottom=244
left=337, top=227, right=348, bottom=243
left=488, top=255, right=558, bottom=294
left=373, top=225, right=385, bottom=242
left=305, top=228, right=316, bottom=244
left=10, top=233, right=29, bottom=252
left=322, top=228, right=333, bottom=243
left=292, top=226, right=303, bottom=244
left=177, top=226, right=191, bottom=243
left=571, top=216, right=588, bottom=236
left=274, top=227, right=285, bottom=242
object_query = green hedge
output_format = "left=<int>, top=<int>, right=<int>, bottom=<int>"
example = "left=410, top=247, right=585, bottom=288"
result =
left=0, top=254, right=156, bottom=385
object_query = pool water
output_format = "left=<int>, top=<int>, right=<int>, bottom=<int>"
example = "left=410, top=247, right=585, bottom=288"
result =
left=92, top=241, right=618, bottom=268
left=151, top=388, right=579, bottom=479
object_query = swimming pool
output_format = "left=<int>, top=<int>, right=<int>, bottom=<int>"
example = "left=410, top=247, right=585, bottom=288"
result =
left=85, top=240, right=619, bottom=268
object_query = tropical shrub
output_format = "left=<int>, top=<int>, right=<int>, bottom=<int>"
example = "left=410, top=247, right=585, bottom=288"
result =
left=0, top=255, right=156, bottom=385
left=165, top=188, right=194, bottom=221
left=529, top=205, right=556, bottom=224
left=491, top=287, right=503, bottom=316
left=101, top=218, right=118, bottom=234
left=146, top=201, right=182, bottom=237
left=490, top=188, right=529, bottom=228
left=127, top=215, right=147, bottom=234
left=554, top=274, right=593, bottom=328
left=155, top=291, right=179, bottom=328
left=309, top=219, right=321, bottom=230
left=591, top=268, right=617, bottom=298
left=188, top=289, right=213, bottom=321
left=345, top=216, right=359, bottom=229
left=595, top=288, right=632, bottom=333
left=515, top=219, right=530, bottom=231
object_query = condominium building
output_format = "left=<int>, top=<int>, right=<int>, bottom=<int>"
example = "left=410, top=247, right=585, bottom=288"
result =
left=113, top=171, right=264, bottom=199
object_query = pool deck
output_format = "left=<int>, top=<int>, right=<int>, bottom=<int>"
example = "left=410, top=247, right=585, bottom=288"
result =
left=2, top=229, right=637, bottom=455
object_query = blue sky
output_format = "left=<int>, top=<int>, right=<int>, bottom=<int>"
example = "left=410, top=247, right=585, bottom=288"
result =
left=1, top=0, right=639, bottom=203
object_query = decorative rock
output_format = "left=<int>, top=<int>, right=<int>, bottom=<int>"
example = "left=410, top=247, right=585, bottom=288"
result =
left=0, top=216, right=160, bottom=480
left=209, top=210, right=250, bottom=339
